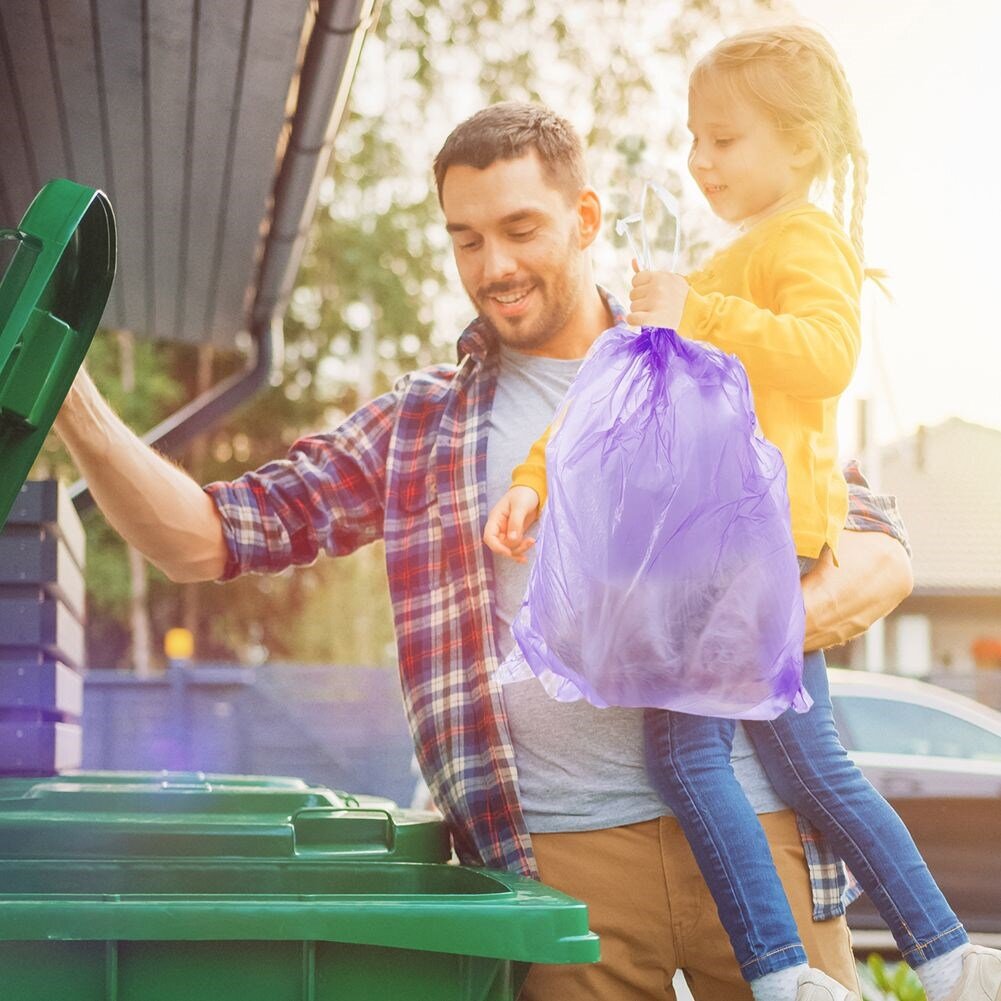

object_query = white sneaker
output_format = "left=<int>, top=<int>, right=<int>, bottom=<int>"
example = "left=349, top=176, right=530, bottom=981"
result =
left=946, top=947, right=1001, bottom=1001
left=796, top=968, right=859, bottom=1001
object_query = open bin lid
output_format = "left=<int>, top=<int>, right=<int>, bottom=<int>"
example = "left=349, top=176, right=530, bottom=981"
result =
left=0, top=180, right=116, bottom=530
left=0, top=771, right=450, bottom=863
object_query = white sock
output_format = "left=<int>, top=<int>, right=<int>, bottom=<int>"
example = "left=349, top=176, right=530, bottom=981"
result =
left=915, top=946, right=970, bottom=1001
left=751, top=964, right=810, bottom=1001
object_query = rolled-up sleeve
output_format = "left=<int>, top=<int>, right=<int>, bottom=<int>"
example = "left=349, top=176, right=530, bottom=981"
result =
left=842, top=459, right=911, bottom=555
left=204, top=390, right=399, bottom=580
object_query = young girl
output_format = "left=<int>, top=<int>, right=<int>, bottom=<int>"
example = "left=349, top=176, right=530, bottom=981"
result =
left=484, top=25, right=1001, bottom=1001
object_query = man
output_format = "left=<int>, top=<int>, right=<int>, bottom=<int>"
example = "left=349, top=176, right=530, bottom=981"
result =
left=56, top=103, right=913, bottom=1000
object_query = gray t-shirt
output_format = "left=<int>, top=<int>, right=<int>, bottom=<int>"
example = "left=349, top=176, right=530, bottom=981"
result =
left=486, top=344, right=787, bottom=833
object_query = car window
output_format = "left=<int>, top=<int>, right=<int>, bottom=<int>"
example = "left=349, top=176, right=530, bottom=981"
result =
left=832, top=696, right=1001, bottom=761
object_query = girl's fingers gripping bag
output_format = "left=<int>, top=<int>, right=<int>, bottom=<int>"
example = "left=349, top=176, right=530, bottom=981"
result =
left=510, top=324, right=811, bottom=720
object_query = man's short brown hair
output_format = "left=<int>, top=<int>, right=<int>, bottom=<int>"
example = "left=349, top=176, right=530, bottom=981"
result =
left=433, top=102, right=587, bottom=204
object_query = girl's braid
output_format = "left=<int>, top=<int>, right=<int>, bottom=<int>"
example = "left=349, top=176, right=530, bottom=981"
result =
left=848, top=146, right=869, bottom=265
left=832, top=159, right=847, bottom=229
left=812, top=37, right=869, bottom=266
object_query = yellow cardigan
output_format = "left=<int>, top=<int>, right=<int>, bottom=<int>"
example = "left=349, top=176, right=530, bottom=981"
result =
left=512, top=204, right=862, bottom=559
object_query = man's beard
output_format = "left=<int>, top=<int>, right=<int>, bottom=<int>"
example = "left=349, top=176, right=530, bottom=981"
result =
left=471, top=244, right=582, bottom=352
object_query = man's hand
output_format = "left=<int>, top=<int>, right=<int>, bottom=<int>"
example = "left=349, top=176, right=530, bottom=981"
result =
left=802, top=530, right=914, bottom=652
left=627, top=263, right=690, bottom=330
left=483, top=486, right=541, bottom=563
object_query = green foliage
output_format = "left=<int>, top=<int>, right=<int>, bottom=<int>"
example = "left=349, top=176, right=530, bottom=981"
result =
left=43, top=0, right=780, bottom=668
left=858, top=955, right=926, bottom=1001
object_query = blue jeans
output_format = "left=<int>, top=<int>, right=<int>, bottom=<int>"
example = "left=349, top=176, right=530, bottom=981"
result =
left=644, top=651, right=968, bottom=980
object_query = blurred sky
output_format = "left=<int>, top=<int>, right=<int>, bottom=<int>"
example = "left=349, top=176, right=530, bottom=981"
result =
left=793, top=0, right=1001, bottom=446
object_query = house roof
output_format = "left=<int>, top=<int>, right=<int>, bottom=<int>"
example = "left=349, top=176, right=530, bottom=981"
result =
left=880, top=418, right=1001, bottom=596
left=0, top=0, right=375, bottom=350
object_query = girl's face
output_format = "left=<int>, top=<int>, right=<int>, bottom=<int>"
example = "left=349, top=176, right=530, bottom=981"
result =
left=687, top=79, right=814, bottom=228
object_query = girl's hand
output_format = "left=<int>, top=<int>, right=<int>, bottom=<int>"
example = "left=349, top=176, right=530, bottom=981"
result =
left=628, top=263, right=690, bottom=330
left=483, top=486, right=541, bottom=563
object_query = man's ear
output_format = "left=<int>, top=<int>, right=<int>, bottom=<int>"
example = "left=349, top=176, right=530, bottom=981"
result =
left=577, top=186, right=602, bottom=249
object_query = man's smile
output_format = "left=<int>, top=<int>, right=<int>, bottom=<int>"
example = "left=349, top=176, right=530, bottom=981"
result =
left=487, top=285, right=536, bottom=317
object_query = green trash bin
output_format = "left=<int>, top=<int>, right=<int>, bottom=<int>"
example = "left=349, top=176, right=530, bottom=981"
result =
left=0, top=771, right=599, bottom=999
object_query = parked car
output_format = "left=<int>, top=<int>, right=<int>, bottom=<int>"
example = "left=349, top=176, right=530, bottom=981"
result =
left=827, top=669, right=1001, bottom=935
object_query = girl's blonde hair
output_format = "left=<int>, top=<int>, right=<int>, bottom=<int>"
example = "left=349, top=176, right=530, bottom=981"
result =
left=691, top=25, right=873, bottom=270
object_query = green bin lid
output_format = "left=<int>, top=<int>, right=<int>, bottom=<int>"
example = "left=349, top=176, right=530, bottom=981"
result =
left=5, top=769, right=318, bottom=790
left=0, top=771, right=449, bottom=863
left=0, top=180, right=116, bottom=530
left=0, top=859, right=600, bottom=967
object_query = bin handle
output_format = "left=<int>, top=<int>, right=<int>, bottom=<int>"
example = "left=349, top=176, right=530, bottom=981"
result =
left=0, top=229, right=43, bottom=365
left=291, top=806, right=396, bottom=823
left=290, top=806, right=398, bottom=856
left=0, top=229, right=43, bottom=252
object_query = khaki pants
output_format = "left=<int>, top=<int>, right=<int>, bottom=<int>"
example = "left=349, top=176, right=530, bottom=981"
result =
left=521, top=809, right=860, bottom=1001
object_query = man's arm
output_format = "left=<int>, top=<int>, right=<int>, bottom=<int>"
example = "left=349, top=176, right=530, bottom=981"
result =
left=54, top=368, right=228, bottom=583
left=802, top=529, right=913, bottom=652
left=801, top=459, right=913, bottom=651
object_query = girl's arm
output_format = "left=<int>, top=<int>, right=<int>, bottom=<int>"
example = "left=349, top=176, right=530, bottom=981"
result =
left=482, top=423, right=552, bottom=560
left=632, top=215, right=862, bottom=399
left=482, top=486, right=541, bottom=562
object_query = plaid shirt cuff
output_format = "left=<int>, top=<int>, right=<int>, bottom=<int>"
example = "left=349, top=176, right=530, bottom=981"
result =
left=843, top=458, right=911, bottom=556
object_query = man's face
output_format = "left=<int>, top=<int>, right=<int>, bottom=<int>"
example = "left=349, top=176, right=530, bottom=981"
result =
left=441, top=151, right=587, bottom=353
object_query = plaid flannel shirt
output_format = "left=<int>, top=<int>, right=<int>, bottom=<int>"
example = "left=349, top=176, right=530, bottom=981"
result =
left=206, top=290, right=909, bottom=921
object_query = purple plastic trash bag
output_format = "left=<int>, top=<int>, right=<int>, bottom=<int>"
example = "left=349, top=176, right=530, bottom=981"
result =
left=510, top=323, right=811, bottom=720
